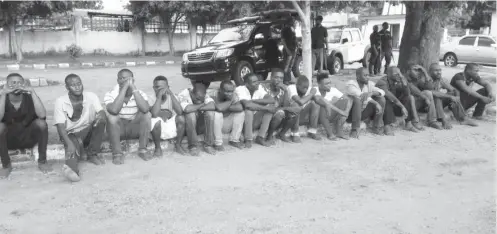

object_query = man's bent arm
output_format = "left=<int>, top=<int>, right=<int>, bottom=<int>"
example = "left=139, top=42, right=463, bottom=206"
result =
left=454, top=80, right=488, bottom=100
left=476, top=79, right=494, bottom=97
left=199, top=102, right=216, bottom=111
left=56, top=124, right=72, bottom=147
left=215, top=100, right=233, bottom=112
left=228, top=102, right=244, bottom=112
left=30, top=91, right=46, bottom=118
left=292, top=93, right=314, bottom=107
left=133, top=91, right=150, bottom=113
left=0, top=93, right=7, bottom=121
left=183, top=104, right=205, bottom=114
left=170, top=95, right=183, bottom=115
left=150, top=98, right=163, bottom=118
left=106, top=88, right=127, bottom=115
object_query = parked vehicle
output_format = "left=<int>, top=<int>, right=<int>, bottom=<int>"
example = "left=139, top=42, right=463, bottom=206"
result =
left=440, top=34, right=496, bottom=67
left=181, top=9, right=302, bottom=86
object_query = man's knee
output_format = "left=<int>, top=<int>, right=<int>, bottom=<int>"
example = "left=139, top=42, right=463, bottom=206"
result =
left=0, top=122, right=6, bottom=135
left=106, top=113, right=121, bottom=125
left=204, top=111, right=215, bottom=121
left=33, top=118, right=48, bottom=130
left=374, top=96, right=386, bottom=107
left=176, top=115, right=185, bottom=127
left=152, top=121, right=161, bottom=132
left=139, top=112, right=152, bottom=123
left=351, top=95, right=361, bottom=106
left=273, top=110, right=285, bottom=120
left=421, top=90, right=434, bottom=99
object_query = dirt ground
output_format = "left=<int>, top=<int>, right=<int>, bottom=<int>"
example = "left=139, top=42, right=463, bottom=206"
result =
left=0, top=119, right=495, bottom=234
left=0, top=64, right=495, bottom=233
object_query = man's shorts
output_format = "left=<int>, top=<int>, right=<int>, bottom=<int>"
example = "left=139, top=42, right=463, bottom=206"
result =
left=151, top=116, right=177, bottom=140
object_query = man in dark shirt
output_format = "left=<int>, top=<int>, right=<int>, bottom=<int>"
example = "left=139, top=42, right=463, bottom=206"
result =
left=0, top=73, right=51, bottom=178
left=281, top=21, right=297, bottom=85
left=311, top=15, right=328, bottom=74
left=450, top=63, right=494, bottom=120
left=375, top=67, right=420, bottom=135
left=428, top=63, right=477, bottom=127
left=369, top=25, right=382, bottom=75
left=379, top=22, right=393, bottom=74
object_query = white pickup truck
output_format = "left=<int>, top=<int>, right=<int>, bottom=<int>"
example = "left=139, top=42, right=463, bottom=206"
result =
left=293, top=26, right=370, bottom=75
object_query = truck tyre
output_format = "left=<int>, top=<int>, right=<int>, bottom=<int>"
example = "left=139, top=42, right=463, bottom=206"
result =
left=327, top=55, right=342, bottom=75
left=292, top=55, right=303, bottom=78
left=233, top=60, right=253, bottom=86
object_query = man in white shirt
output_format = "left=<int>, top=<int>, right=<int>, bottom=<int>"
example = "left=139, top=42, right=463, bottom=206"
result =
left=177, top=81, right=216, bottom=156
left=286, top=75, right=321, bottom=140
left=54, top=74, right=107, bottom=182
left=149, top=76, right=186, bottom=155
left=236, top=73, right=278, bottom=148
left=345, top=67, right=386, bottom=138
left=104, top=69, right=160, bottom=165
left=316, top=74, right=352, bottom=140
left=211, top=80, right=245, bottom=150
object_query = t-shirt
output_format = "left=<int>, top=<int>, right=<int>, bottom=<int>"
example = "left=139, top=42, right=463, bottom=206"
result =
left=319, top=87, right=343, bottom=102
left=265, top=39, right=280, bottom=68
left=234, top=85, right=268, bottom=101
left=282, top=26, right=297, bottom=52
left=1, top=93, right=37, bottom=126
left=370, top=31, right=381, bottom=48
left=148, top=93, right=177, bottom=117
left=177, top=88, right=214, bottom=111
left=53, top=92, right=103, bottom=133
left=103, top=85, right=148, bottom=120
left=376, top=76, right=411, bottom=98
left=311, top=25, right=328, bottom=49
left=346, top=80, right=385, bottom=109
left=287, top=84, right=320, bottom=106
left=260, top=83, right=287, bottom=107
left=379, top=29, right=392, bottom=51
left=450, top=72, right=481, bottom=90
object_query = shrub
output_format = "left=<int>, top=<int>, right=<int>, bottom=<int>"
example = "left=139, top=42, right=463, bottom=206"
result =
left=66, top=44, right=82, bottom=59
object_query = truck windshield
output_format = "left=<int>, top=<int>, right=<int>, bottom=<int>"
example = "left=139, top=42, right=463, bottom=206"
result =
left=209, top=25, right=255, bottom=44
left=327, top=30, right=342, bottom=43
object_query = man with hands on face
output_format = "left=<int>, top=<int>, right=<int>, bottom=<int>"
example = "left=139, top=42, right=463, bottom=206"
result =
left=104, top=69, right=160, bottom=165
left=54, top=74, right=107, bottom=182
left=149, top=76, right=186, bottom=155
left=0, top=73, right=51, bottom=179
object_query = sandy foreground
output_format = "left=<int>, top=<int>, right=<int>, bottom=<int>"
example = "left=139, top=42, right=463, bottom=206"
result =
left=0, top=118, right=495, bottom=234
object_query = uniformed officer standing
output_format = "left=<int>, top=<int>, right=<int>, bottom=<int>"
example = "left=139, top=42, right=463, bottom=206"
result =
left=379, top=22, right=393, bottom=74
left=369, top=25, right=382, bottom=75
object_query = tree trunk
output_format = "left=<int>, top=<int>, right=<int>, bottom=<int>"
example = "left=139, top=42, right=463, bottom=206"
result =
left=398, top=1, right=444, bottom=73
left=188, top=21, right=198, bottom=50
left=166, top=29, right=176, bottom=56
left=138, top=20, right=146, bottom=56
left=16, top=18, right=25, bottom=62
left=199, top=25, right=207, bottom=47
left=292, top=0, right=312, bottom=83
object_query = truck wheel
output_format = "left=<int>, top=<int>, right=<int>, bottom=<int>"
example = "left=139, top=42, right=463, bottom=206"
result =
left=233, top=60, right=253, bottom=86
left=328, top=55, right=342, bottom=75
left=292, top=55, right=303, bottom=78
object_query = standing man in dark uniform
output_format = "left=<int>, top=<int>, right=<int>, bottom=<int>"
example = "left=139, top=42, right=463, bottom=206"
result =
left=369, top=25, right=382, bottom=75
left=379, top=22, right=393, bottom=74
left=311, top=15, right=328, bottom=74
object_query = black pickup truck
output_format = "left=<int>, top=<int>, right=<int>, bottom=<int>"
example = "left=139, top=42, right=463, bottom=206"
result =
left=181, top=10, right=304, bottom=86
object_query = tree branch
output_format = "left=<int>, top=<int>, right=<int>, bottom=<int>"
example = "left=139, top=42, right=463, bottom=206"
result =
left=291, top=0, right=305, bottom=20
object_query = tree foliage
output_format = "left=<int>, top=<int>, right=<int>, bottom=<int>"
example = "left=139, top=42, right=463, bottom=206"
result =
left=461, top=1, right=496, bottom=30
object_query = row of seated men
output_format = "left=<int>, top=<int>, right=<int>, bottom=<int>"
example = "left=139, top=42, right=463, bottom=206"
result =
left=0, top=63, right=493, bottom=182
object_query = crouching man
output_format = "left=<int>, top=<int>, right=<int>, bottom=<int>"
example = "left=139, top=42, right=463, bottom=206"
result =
left=104, top=69, right=161, bottom=165
left=346, top=68, right=385, bottom=138
left=54, top=74, right=107, bottom=182
left=0, top=73, right=52, bottom=179
left=212, top=80, right=245, bottom=150
left=149, top=76, right=186, bottom=155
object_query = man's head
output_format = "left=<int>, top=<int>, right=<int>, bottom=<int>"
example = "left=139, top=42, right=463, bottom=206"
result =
left=296, top=75, right=310, bottom=96
left=153, top=75, right=169, bottom=97
left=219, top=80, right=235, bottom=101
left=191, top=81, right=207, bottom=104
left=464, top=63, right=480, bottom=80
left=373, top=25, right=379, bottom=32
left=429, top=63, right=442, bottom=80
left=407, top=63, right=422, bottom=80
left=65, top=73, right=83, bottom=96
left=386, top=66, right=403, bottom=85
left=117, top=68, right=134, bottom=90
left=243, top=73, right=260, bottom=92
left=316, top=15, right=323, bottom=26
left=270, top=68, right=284, bottom=86
left=317, top=73, right=332, bottom=92
left=355, top=67, right=369, bottom=85
left=6, top=73, right=25, bottom=91
left=382, top=22, right=389, bottom=30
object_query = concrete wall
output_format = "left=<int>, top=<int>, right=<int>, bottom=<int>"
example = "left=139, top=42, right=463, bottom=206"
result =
left=491, top=12, right=497, bottom=38
left=0, top=24, right=216, bottom=55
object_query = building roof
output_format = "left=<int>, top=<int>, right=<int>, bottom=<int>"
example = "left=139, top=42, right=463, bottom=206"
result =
left=72, top=8, right=133, bottom=17
left=361, top=14, right=405, bottom=21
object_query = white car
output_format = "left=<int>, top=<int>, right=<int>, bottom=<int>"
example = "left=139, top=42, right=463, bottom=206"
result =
left=440, top=34, right=496, bottom=67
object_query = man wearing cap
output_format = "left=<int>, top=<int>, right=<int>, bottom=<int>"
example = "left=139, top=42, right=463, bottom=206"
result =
left=311, top=15, right=328, bottom=74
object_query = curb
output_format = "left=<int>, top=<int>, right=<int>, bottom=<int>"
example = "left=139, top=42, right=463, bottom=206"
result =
left=0, top=60, right=179, bottom=71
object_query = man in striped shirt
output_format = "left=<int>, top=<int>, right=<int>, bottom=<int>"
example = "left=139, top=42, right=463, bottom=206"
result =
left=104, top=69, right=161, bottom=165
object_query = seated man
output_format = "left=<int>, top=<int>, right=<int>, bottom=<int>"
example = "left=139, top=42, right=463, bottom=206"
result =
left=450, top=63, right=494, bottom=120
left=260, top=68, right=301, bottom=143
left=54, top=74, right=107, bottom=182
left=345, top=67, right=385, bottom=138
left=149, top=76, right=186, bottom=155
left=211, top=80, right=245, bottom=150
left=177, top=81, right=217, bottom=156
left=405, top=64, right=442, bottom=130
left=0, top=73, right=52, bottom=178
left=104, top=69, right=160, bottom=165
left=428, top=63, right=477, bottom=127
left=286, top=75, right=322, bottom=140
left=236, top=73, right=278, bottom=148
left=316, top=73, right=351, bottom=140
left=376, top=66, right=415, bottom=135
